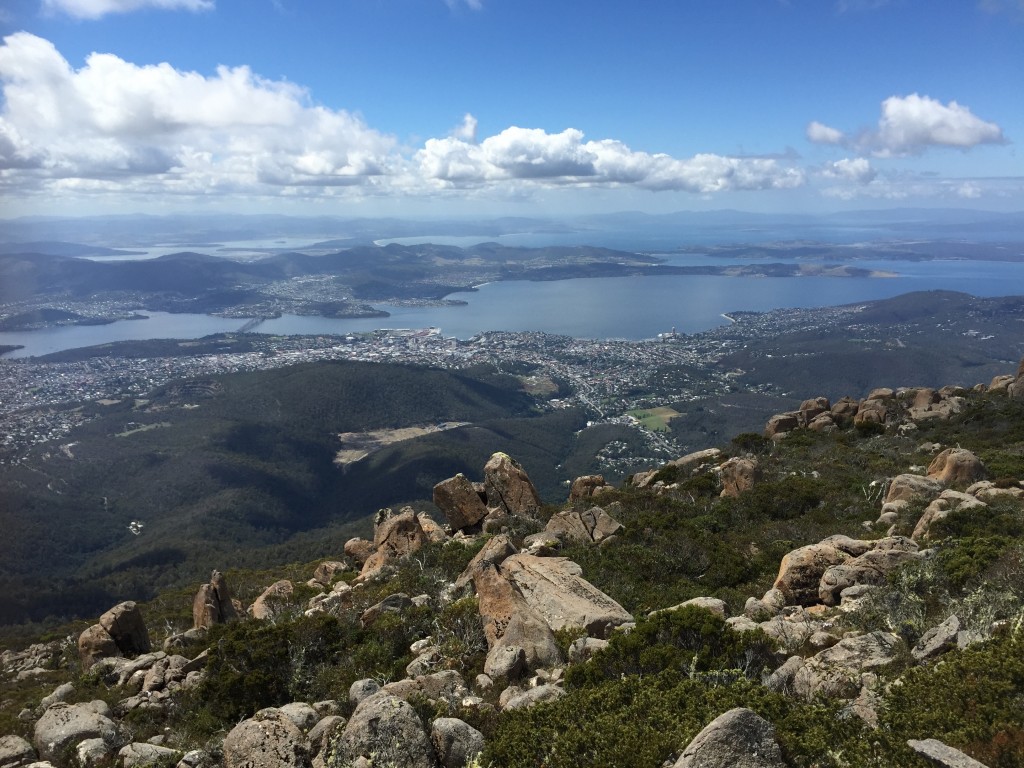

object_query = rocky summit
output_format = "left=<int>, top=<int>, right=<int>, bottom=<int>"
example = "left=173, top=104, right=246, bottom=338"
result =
left=2, top=360, right=1024, bottom=767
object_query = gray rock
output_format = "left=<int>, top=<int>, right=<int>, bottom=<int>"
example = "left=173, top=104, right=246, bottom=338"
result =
left=484, top=644, right=527, bottom=680
left=75, top=739, right=111, bottom=768
left=38, top=683, right=75, bottom=713
left=500, top=684, right=566, bottom=711
left=433, top=474, right=488, bottom=531
left=348, top=679, right=381, bottom=708
left=483, top=452, right=542, bottom=519
left=906, top=738, right=990, bottom=768
left=77, top=624, right=119, bottom=670
left=33, top=702, right=118, bottom=767
left=118, top=743, right=181, bottom=768
left=222, top=709, right=310, bottom=768
left=568, top=636, right=609, bottom=663
left=360, top=593, right=412, bottom=628
left=912, top=616, right=961, bottom=662
left=277, top=702, right=320, bottom=732
left=430, top=718, right=484, bottom=768
left=0, top=736, right=36, bottom=768
left=674, top=707, right=785, bottom=768
left=307, top=716, right=346, bottom=758
left=651, top=597, right=727, bottom=619
left=793, top=632, right=903, bottom=700
left=339, top=692, right=437, bottom=768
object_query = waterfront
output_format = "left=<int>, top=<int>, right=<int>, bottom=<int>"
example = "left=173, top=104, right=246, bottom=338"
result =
left=1, top=260, right=1022, bottom=358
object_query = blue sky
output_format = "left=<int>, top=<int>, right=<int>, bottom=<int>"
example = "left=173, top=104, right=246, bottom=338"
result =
left=0, top=0, right=1021, bottom=218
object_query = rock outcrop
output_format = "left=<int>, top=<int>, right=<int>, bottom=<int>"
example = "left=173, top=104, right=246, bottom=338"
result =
left=192, top=570, right=238, bottom=629
left=674, top=707, right=786, bottom=768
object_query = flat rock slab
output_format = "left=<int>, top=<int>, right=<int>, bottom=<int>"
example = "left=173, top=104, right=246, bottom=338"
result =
left=500, top=554, right=633, bottom=638
left=907, top=739, right=990, bottom=768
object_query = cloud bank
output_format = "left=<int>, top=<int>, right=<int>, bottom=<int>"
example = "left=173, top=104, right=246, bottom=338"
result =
left=809, top=93, right=1005, bottom=156
left=0, top=33, right=807, bottom=204
left=42, top=0, right=213, bottom=19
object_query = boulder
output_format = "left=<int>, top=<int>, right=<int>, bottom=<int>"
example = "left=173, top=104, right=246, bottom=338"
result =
left=500, top=684, right=565, bottom=711
left=77, top=624, right=120, bottom=670
left=764, top=413, right=799, bottom=438
left=0, top=736, right=35, bottom=768
left=430, top=718, right=484, bottom=768
left=483, top=452, right=542, bottom=518
left=673, top=707, right=785, bottom=768
left=222, top=709, right=310, bottom=768
left=793, top=632, right=903, bottom=700
left=249, top=580, right=295, bottom=621
left=33, top=702, right=118, bottom=766
left=308, top=715, right=346, bottom=758
left=192, top=570, right=238, bottom=629
left=277, top=702, right=320, bottom=733
left=773, top=543, right=851, bottom=606
left=543, top=505, right=623, bottom=546
left=906, top=738, right=990, bottom=768
left=384, top=670, right=470, bottom=710
left=98, top=602, right=150, bottom=655
left=568, top=474, right=612, bottom=502
left=311, top=561, right=349, bottom=588
left=670, top=448, right=722, bottom=470
left=719, top=457, right=759, bottom=498
left=454, top=534, right=517, bottom=589
left=652, top=597, right=727, bottom=619
left=927, top=448, right=986, bottom=486
left=339, top=692, right=437, bottom=768
left=348, top=679, right=381, bottom=709
left=118, top=743, right=181, bottom=768
left=854, top=399, right=888, bottom=426
left=433, top=474, right=488, bottom=531
left=885, top=474, right=942, bottom=505
left=912, top=615, right=961, bottom=662
left=830, top=396, right=860, bottom=424
left=360, top=507, right=429, bottom=577
left=484, top=612, right=562, bottom=674
left=501, top=554, right=633, bottom=637
left=819, top=541, right=921, bottom=605
left=343, top=537, right=374, bottom=566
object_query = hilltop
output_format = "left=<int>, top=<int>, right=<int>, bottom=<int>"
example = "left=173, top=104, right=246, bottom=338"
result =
left=1, top=354, right=1022, bottom=767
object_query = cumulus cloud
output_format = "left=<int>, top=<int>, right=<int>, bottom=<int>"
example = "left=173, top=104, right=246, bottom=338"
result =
left=806, top=121, right=844, bottom=145
left=418, top=127, right=804, bottom=193
left=0, top=33, right=807, bottom=204
left=809, top=94, right=1005, bottom=156
left=42, top=0, right=213, bottom=19
left=823, top=157, right=876, bottom=184
left=0, top=32, right=396, bottom=194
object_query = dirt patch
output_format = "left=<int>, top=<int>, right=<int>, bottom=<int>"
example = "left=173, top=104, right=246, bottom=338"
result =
left=335, top=421, right=470, bottom=465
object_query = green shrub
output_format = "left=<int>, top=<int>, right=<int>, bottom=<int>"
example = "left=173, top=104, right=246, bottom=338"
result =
left=564, top=606, right=775, bottom=689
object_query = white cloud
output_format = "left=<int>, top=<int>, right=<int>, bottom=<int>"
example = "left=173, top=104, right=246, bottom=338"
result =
left=42, top=0, right=213, bottom=19
left=873, top=94, right=1005, bottom=155
left=445, top=0, right=482, bottom=10
left=0, top=33, right=807, bottom=206
left=806, top=120, right=845, bottom=145
left=823, top=157, right=876, bottom=184
left=809, top=94, right=1005, bottom=157
left=0, top=32, right=396, bottom=194
left=453, top=113, right=478, bottom=143
left=418, top=127, right=805, bottom=193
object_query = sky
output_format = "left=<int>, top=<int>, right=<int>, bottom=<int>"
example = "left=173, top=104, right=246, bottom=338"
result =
left=0, top=0, right=1022, bottom=219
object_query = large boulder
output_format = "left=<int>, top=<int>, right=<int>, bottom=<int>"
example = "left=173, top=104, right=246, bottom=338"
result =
left=907, top=738, right=991, bottom=768
left=568, top=474, right=613, bottom=502
left=250, top=580, right=295, bottom=620
left=500, top=554, right=633, bottom=637
left=339, top=692, right=437, bottom=768
left=719, top=457, right=759, bottom=498
left=885, top=474, right=942, bottom=505
left=433, top=474, right=488, bottom=532
left=484, top=611, right=562, bottom=675
left=118, top=743, right=182, bottom=768
left=793, top=632, right=902, bottom=700
left=222, top=708, right=310, bottom=768
left=764, top=413, right=799, bottom=438
left=98, top=602, right=150, bottom=655
left=818, top=539, right=921, bottom=605
left=430, top=718, right=484, bottom=768
left=0, top=735, right=36, bottom=768
left=192, top=570, right=238, bottom=630
left=77, top=624, right=120, bottom=670
left=673, top=707, right=785, bottom=768
left=543, top=506, right=623, bottom=546
left=773, top=543, right=851, bottom=606
left=483, top=452, right=542, bottom=518
left=33, top=701, right=118, bottom=766
left=927, top=448, right=986, bottom=486
left=360, top=507, right=429, bottom=577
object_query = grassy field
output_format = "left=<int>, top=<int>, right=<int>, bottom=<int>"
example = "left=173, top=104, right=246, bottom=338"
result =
left=628, top=405, right=680, bottom=432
